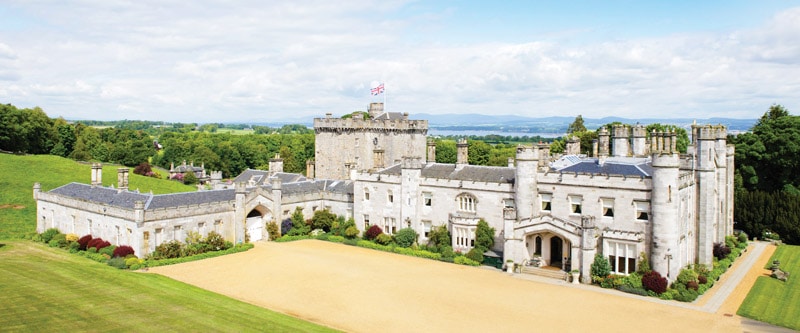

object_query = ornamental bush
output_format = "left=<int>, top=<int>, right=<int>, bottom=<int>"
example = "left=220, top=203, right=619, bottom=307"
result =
left=51, top=233, right=68, bottom=248
left=204, top=231, right=226, bottom=251
left=474, top=219, right=495, bottom=251
left=737, top=231, right=748, bottom=244
left=113, top=245, right=135, bottom=258
left=394, top=228, right=418, bottom=248
left=154, top=240, right=184, bottom=259
left=99, top=245, right=116, bottom=257
left=375, top=233, right=393, bottom=245
left=686, top=280, right=699, bottom=291
left=125, top=257, right=141, bottom=268
left=281, top=218, right=293, bottom=236
left=266, top=220, right=280, bottom=241
left=310, top=209, right=336, bottom=232
left=65, top=233, right=79, bottom=243
left=590, top=253, right=611, bottom=279
left=698, top=275, right=708, bottom=285
left=107, top=257, right=127, bottom=269
left=77, top=235, right=93, bottom=250
left=365, top=225, right=383, bottom=240
left=427, top=225, right=451, bottom=248
left=454, top=256, right=480, bottom=266
left=41, top=228, right=60, bottom=243
left=676, top=268, right=699, bottom=285
left=344, top=226, right=360, bottom=239
left=713, top=242, right=731, bottom=260
left=87, top=238, right=110, bottom=250
left=465, top=247, right=484, bottom=263
left=642, top=271, right=668, bottom=294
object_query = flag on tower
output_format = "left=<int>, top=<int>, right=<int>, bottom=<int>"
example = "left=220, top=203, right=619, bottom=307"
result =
left=371, top=83, right=384, bottom=96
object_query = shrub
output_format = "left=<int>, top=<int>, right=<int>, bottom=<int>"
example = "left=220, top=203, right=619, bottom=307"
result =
left=266, top=220, right=280, bottom=241
left=676, top=268, right=699, bottom=285
left=68, top=241, right=80, bottom=253
left=737, top=231, right=748, bottom=244
left=674, top=288, right=699, bottom=302
left=624, top=272, right=643, bottom=289
left=394, top=228, right=418, bottom=248
left=65, top=233, right=79, bottom=242
left=113, top=245, right=135, bottom=258
left=365, top=225, right=383, bottom=240
left=204, top=231, right=226, bottom=251
left=637, top=252, right=651, bottom=274
left=454, top=256, right=480, bottom=266
left=590, top=253, right=611, bottom=280
left=154, top=240, right=185, bottom=259
left=439, top=246, right=455, bottom=261
left=642, top=271, right=668, bottom=294
left=133, top=162, right=153, bottom=176
left=281, top=218, right=293, bottom=236
left=465, top=247, right=484, bottom=263
left=725, top=235, right=737, bottom=249
left=48, top=239, right=60, bottom=248
left=375, top=233, right=393, bottom=245
left=344, top=226, right=360, bottom=239
left=51, top=233, right=68, bottom=248
left=686, top=280, right=699, bottom=291
left=107, top=257, right=127, bottom=269
left=310, top=209, right=336, bottom=232
left=87, top=238, right=111, bottom=250
left=474, top=219, right=495, bottom=251
left=77, top=235, right=93, bottom=250
left=99, top=245, right=116, bottom=257
left=41, top=228, right=61, bottom=243
left=427, top=225, right=451, bottom=248
left=617, top=285, right=649, bottom=296
left=713, top=242, right=731, bottom=260
left=125, top=257, right=141, bottom=268
left=600, top=275, right=626, bottom=289
left=698, top=275, right=708, bottom=285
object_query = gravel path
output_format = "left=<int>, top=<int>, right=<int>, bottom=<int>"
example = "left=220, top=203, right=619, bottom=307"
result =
left=151, top=240, right=747, bottom=332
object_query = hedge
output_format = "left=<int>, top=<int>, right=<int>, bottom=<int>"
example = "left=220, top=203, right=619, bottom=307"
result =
left=143, top=243, right=254, bottom=268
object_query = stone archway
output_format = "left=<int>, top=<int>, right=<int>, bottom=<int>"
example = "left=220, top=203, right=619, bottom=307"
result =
left=245, top=206, right=271, bottom=242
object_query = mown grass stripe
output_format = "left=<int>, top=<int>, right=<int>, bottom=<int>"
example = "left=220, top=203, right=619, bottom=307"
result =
left=738, top=245, right=800, bottom=330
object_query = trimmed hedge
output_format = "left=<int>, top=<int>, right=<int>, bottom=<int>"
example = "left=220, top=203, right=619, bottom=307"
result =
left=454, top=256, right=480, bottom=266
left=144, top=243, right=254, bottom=268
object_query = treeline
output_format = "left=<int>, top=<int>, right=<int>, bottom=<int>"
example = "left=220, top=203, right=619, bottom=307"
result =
left=730, top=105, right=800, bottom=244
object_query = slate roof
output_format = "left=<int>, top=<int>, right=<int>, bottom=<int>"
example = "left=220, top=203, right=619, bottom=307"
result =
left=554, top=156, right=653, bottom=177
left=372, top=112, right=405, bottom=120
left=377, top=163, right=515, bottom=184
left=280, top=179, right=354, bottom=196
left=233, top=169, right=308, bottom=187
left=48, top=183, right=236, bottom=210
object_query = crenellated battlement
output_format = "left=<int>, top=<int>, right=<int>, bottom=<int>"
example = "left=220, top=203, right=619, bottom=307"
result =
left=313, top=117, right=428, bottom=134
left=693, top=124, right=727, bottom=141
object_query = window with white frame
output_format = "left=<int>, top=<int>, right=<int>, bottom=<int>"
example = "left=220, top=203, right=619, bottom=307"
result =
left=422, top=220, right=432, bottom=237
left=452, top=225, right=476, bottom=251
left=607, top=241, right=637, bottom=275
left=423, top=192, right=432, bottom=206
left=363, top=215, right=370, bottom=230
left=503, top=198, right=515, bottom=209
left=602, top=198, right=614, bottom=218
left=635, top=201, right=650, bottom=221
left=457, top=193, right=477, bottom=212
left=383, top=217, right=396, bottom=234
left=541, top=193, right=552, bottom=212
left=569, top=195, right=582, bottom=214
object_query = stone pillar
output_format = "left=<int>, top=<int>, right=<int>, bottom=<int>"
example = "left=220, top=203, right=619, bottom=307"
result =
left=427, top=139, right=436, bottom=162
left=580, top=216, right=597, bottom=284
left=592, top=139, right=598, bottom=157
left=271, top=177, right=282, bottom=235
left=234, top=182, right=247, bottom=244
left=33, top=182, right=41, bottom=200
left=134, top=201, right=145, bottom=226
left=632, top=125, right=648, bottom=157
left=91, top=163, right=102, bottom=187
left=456, top=138, right=469, bottom=168
left=306, top=159, right=315, bottom=179
left=612, top=125, right=630, bottom=157
left=598, top=127, right=610, bottom=157
left=565, top=136, right=580, bottom=155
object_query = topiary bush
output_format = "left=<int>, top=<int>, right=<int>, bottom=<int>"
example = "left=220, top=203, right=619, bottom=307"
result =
left=394, top=228, right=418, bottom=248
left=113, top=245, right=135, bottom=258
left=590, top=253, right=611, bottom=280
left=365, top=225, right=383, bottom=240
left=375, top=233, right=393, bottom=245
left=642, top=270, right=668, bottom=294
left=465, top=247, right=484, bottom=263
left=713, top=242, right=731, bottom=260
left=77, top=235, right=93, bottom=250
left=41, top=228, right=61, bottom=243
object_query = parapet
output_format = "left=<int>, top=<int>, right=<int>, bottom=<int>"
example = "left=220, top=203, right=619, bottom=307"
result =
left=515, top=145, right=539, bottom=161
left=401, top=156, right=424, bottom=169
left=693, top=124, right=727, bottom=141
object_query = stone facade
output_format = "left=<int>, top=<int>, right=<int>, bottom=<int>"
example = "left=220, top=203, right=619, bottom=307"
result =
left=35, top=105, right=733, bottom=284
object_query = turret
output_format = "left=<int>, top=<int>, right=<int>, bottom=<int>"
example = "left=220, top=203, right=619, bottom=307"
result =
left=631, top=124, right=648, bottom=156
left=694, top=125, right=720, bottom=267
left=401, top=157, right=423, bottom=235
left=650, top=131, right=681, bottom=280
left=514, top=145, right=539, bottom=220
left=612, top=125, right=630, bottom=157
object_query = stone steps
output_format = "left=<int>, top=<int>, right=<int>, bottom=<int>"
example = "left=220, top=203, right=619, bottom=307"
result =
left=520, top=266, right=567, bottom=280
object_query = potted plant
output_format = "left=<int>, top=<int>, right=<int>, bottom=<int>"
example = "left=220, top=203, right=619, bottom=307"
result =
left=570, top=269, right=580, bottom=284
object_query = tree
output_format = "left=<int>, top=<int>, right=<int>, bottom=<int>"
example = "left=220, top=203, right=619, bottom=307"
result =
left=183, top=171, right=198, bottom=185
left=567, top=115, right=587, bottom=134
left=467, top=140, right=492, bottom=166
left=475, top=219, right=495, bottom=251
left=427, top=225, right=451, bottom=249
left=310, top=209, right=336, bottom=232
left=394, top=228, right=418, bottom=248
left=287, top=207, right=309, bottom=235
left=435, top=140, right=457, bottom=163
left=590, top=253, right=611, bottom=278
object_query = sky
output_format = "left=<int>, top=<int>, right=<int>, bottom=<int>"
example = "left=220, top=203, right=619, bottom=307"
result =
left=1, top=0, right=799, bottom=123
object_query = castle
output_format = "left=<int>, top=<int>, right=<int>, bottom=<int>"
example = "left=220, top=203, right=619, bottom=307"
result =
left=35, top=103, right=734, bottom=282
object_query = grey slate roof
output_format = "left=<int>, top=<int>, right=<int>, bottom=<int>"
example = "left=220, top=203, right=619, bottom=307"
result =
left=554, top=156, right=653, bottom=177
left=281, top=179, right=354, bottom=196
left=232, top=169, right=308, bottom=186
left=378, top=163, right=515, bottom=184
left=50, top=183, right=234, bottom=210
left=372, top=112, right=405, bottom=120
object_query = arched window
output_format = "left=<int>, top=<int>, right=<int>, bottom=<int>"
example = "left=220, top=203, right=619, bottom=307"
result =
left=457, top=193, right=477, bottom=212
left=534, top=236, right=542, bottom=255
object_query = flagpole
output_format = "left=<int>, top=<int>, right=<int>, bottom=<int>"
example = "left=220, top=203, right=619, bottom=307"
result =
left=383, top=82, right=387, bottom=112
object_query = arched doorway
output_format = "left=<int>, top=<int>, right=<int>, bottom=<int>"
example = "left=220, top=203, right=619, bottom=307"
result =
left=550, top=236, right=563, bottom=268
left=246, top=209, right=265, bottom=242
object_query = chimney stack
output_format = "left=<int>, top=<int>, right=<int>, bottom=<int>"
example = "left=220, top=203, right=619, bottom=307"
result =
left=456, top=138, right=469, bottom=168
left=117, top=168, right=129, bottom=192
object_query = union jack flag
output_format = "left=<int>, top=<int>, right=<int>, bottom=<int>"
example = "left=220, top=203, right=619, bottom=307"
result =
left=371, top=83, right=384, bottom=96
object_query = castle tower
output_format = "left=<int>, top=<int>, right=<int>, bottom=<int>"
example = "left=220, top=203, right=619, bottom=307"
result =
left=650, top=131, right=681, bottom=280
left=514, top=145, right=539, bottom=221
left=612, top=125, right=630, bottom=157
left=427, top=139, right=436, bottom=162
left=714, top=126, right=731, bottom=239
left=631, top=124, right=648, bottom=157
left=598, top=127, right=610, bottom=157
left=313, top=103, right=428, bottom=179
left=694, top=125, right=718, bottom=268
left=456, top=138, right=469, bottom=168
left=269, top=154, right=283, bottom=175
left=91, top=163, right=102, bottom=187
left=117, top=168, right=129, bottom=192
left=271, top=177, right=282, bottom=235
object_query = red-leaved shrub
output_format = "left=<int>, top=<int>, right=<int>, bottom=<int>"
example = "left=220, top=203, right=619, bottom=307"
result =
left=113, top=245, right=135, bottom=258
left=697, top=275, right=708, bottom=285
left=365, top=225, right=383, bottom=240
left=686, top=280, right=699, bottom=291
left=87, top=238, right=111, bottom=250
left=77, top=235, right=93, bottom=251
left=642, top=271, right=668, bottom=294
left=713, top=242, right=731, bottom=260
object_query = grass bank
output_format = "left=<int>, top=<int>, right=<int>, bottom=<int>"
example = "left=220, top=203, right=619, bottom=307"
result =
left=0, top=240, right=337, bottom=332
left=738, top=244, right=800, bottom=330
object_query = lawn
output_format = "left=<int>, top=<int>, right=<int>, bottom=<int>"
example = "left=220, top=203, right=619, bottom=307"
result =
left=0, top=240, right=337, bottom=332
left=0, top=154, right=195, bottom=240
left=737, top=244, right=800, bottom=330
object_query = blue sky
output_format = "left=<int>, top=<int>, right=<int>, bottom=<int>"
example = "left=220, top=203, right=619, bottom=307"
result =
left=1, top=1, right=799, bottom=122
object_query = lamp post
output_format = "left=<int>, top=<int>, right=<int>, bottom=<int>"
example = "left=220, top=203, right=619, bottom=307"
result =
left=664, top=248, right=673, bottom=279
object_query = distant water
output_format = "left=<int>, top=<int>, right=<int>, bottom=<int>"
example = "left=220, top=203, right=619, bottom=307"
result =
left=429, top=129, right=563, bottom=138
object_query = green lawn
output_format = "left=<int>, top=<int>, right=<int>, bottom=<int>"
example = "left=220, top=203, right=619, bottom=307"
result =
left=0, top=240, right=337, bottom=332
left=738, top=244, right=800, bottom=330
left=0, top=154, right=195, bottom=240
